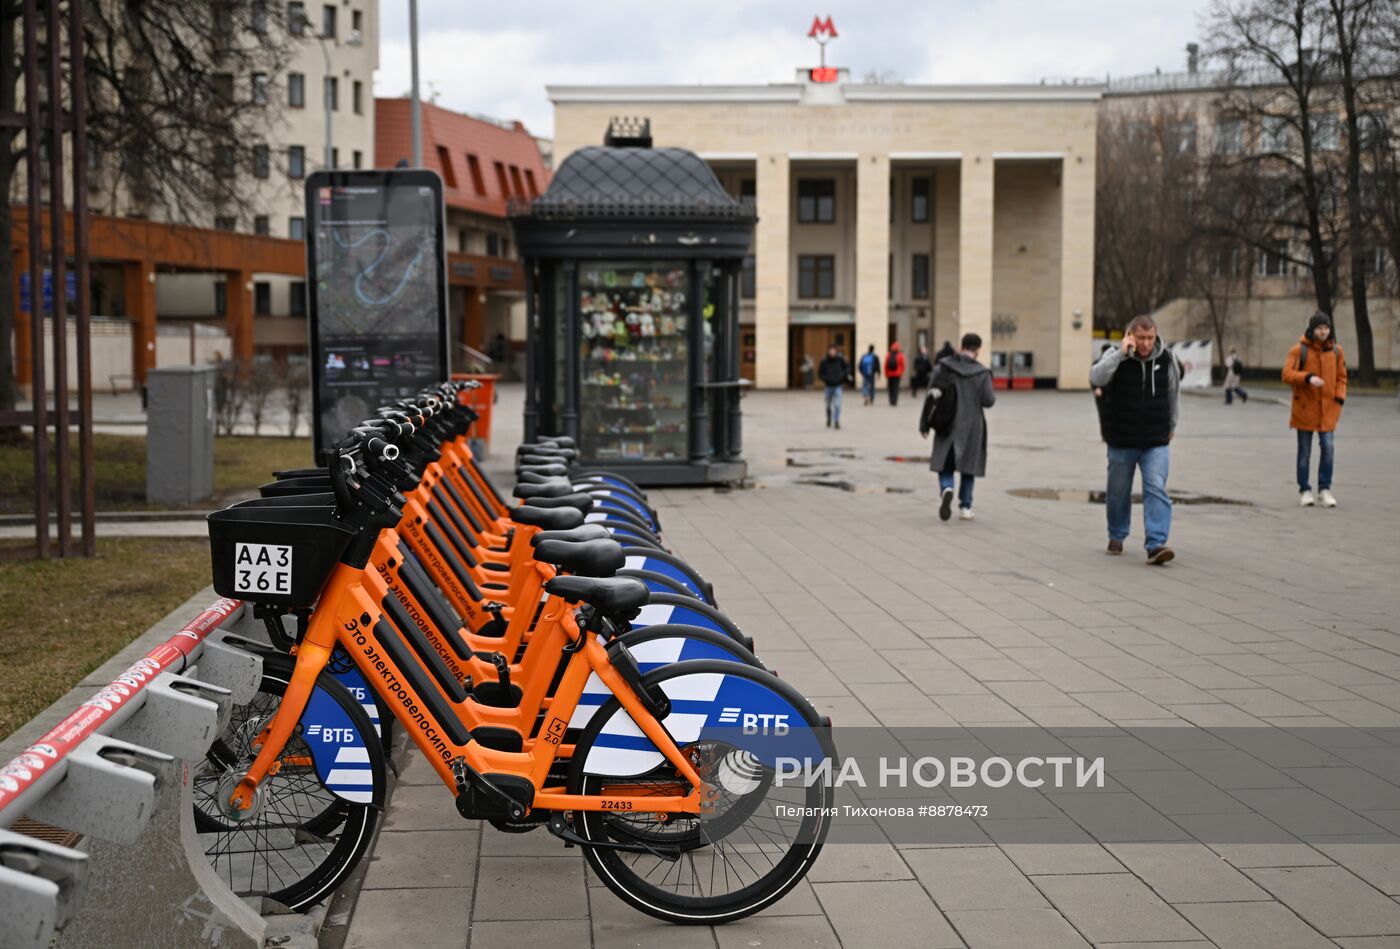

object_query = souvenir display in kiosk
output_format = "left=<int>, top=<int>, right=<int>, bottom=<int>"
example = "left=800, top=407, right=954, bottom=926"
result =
left=579, top=263, right=689, bottom=461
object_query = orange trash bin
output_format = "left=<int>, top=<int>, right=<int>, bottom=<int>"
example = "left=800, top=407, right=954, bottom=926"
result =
left=451, top=373, right=500, bottom=456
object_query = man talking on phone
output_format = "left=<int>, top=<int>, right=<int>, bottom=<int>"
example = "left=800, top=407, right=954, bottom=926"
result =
left=1089, top=314, right=1181, bottom=565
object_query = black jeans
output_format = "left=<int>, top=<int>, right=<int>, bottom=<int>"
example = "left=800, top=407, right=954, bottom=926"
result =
left=887, top=378, right=900, bottom=405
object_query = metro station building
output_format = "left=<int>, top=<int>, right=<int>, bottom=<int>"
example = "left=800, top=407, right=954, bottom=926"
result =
left=549, top=69, right=1101, bottom=389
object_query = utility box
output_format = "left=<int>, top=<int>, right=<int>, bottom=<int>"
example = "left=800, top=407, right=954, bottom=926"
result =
left=146, top=365, right=215, bottom=505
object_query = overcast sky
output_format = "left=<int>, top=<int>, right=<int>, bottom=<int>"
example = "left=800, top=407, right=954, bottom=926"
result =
left=373, top=1, right=1210, bottom=138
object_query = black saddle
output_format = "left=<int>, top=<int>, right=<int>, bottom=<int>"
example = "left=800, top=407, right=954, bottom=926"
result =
left=531, top=524, right=611, bottom=545
left=537, top=435, right=576, bottom=449
left=544, top=575, right=649, bottom=613
left=510, top=505, right=585, bottom=530
left=525, top=493, right=595, bottom=513
left=517, top=469, right=571, bottom=484
left=532, top=538, right=624, bottom=577
left=513, top=480, right=573, bottom=500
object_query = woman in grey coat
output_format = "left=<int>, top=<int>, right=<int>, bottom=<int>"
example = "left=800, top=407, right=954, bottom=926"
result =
left=926, top=332, right=996, bottom=521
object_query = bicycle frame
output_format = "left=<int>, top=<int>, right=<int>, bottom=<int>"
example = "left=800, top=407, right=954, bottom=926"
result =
left=230, top=561, right=710, bottom=818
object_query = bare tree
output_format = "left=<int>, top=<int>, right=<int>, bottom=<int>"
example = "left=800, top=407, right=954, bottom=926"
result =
left=1203, top=0, right=1380, bottom=381
left=1094, top=101, right=1203, bottom=328
left=282, top=360, right=309, bottom=439
left=245, top=358, right=278, bottom=435
left=0, top=1, right=293, bottom=428
left=213, top=357, right=248, bottom=436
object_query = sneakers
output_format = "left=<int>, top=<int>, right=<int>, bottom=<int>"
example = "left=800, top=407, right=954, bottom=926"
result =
left=939, top=487, right=954, bottom=521
left=1107, top=539, right=1123, bottom=555
left=959, top=508, right=975, bottom=521
left=1146, top=546, right=1175, bottom=565
left=1318, top=489, right=1337, bottom=508
left=1300, top=490, right=1315, bottom=507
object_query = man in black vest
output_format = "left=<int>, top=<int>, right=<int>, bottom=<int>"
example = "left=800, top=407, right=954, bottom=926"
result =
left=1090, top=315, right=1180, bottom=564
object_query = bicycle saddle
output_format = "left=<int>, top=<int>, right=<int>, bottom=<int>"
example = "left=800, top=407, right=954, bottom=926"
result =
left=510, top=505, right=585, bottom=530
left=517, top=445, right=576, bottom=461
left=513, top=480, right=573, bottom=500
left=516, top=462, right=570, bottom=475
left=536, top=435, right=576, bottom=448
left=518, top=453, right=569, bottom=466
left=517, top=469, right=570, bottom=484
left=532, top=538, right=624, bottom=577
left=544, top=575, right=649, bottom=613
left=523, top=493, right=594, bottom=513
left=531, top=524, right=611, bottom=546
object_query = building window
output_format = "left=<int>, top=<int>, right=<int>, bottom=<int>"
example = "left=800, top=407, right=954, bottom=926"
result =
left=352, top=80, right=363, bottom=114
left=524, top=169, right=539, bottom=197
left=288, top=216, right=306, bottom=240
left=797, top=179, right=835, bottom=223
left=911, top=177, right=930, bottom=222
left=254, top=281, right=271, bottom=315
left=911, top=253, right=930, bottom=299
left=214, top=144, right=235, bottom=174
left=1259, top=241, right=1288, bottom=277
left=251, top=0, right=268, bottom=33
left=436, top=146, right=457, bottom=187
left=290, top=280, right=306, bottom=316
left=251, top=73, right=269, bottom=105
left=325, top=76, right=337, bottom=111
left=352, top=149, right=362, bottom=169
left=321, top=4, right=336, bottom=38
left=798, top=255, right=835, bottom=298
left=253, top=215, right=270, bottom=236
left=288, top=73, right=305, bottom=108
left=1167, top=120, right=1197, bottom=155
left=214, top=283, right=227, bottom=316
left=741, top=255, right=755, bottom=299
left=330, top=146, right=338, bottom=168
left=1311, top=113, right=1339, bottom=151
left=212, top=72, right=234, bottom=105
left=740, top=178, right=755, bottom=200
left=1215, top=117, right=1244, bottom=155
left=458, top=229, right=468, bottom=253
left=288, top=1, right=306, bottom=35
left=214, top=215, right=237, bottom=232
left=509, top=165, right=526, bottom=198
left=288, top=145, right=305, bottom=179
left=1211, top=244, right=1240, bottom=277
left=1261, top=115, right=1293, bottom=153
left=502, top=237, right=511, bottom=258
left=466, top=155, right=486, bottom=194
left=1361, top=244, right=1386, bottom=277
left=253, top=144, right=269, bottom=178
left=493, top=161, right=511, bottom=197
left=351, top=8, right=362, bottom=33
left=486, top=233, right=500, bottom=256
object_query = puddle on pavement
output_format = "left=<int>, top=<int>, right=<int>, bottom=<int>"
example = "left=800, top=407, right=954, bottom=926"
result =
left=798, top=478, right=915, bottom=495
left=1008, top=487, right=1252, bottom=506
left=788, top=447, right=858, bottom=459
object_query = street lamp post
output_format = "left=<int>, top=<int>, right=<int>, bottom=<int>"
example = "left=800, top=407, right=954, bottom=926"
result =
left=299, top=15, right=362, bottom=170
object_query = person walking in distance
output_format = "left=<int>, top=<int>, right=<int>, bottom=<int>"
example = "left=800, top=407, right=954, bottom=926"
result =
left=1283, top=311, right=1347, bottom=508
left=858, top=344, right=881, bottom=406
left=885, top=342, right=906, bottom=406
left=911, top=345, right=934, bottom=398
left=818, top=345, right=851, bottom=429
left=1223, top=349, right=1248, bottom=405
left=923, top=333, right=995, bottom=521
left=1090, top=315, right=1181, bottom=565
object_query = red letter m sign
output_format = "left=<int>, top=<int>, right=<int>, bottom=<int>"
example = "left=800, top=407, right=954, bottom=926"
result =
left=808, top=15, right=838, bottom=42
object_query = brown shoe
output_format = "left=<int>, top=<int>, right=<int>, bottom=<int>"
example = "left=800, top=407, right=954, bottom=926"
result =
left=1106, top=539, right=1123, bottom=555
left=1146, top=546, right=1175, bottom=565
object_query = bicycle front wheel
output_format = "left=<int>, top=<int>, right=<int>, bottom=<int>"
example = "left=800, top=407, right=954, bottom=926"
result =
left=192, top=653, right=383, bottom=910
left=567, top=660, right=834, bottom=925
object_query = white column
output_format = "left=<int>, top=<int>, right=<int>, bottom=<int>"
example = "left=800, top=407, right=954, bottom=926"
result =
left=855, top=153, right=891, bottom=360
left=957, top=155, right=994, bottom=348
left=1058, top=154, right=1095, bottom=389
left=755, top=154, right=790, bottom=388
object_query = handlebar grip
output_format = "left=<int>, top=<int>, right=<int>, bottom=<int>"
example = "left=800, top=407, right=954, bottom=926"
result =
left=366, top=437, right=399, bottom=462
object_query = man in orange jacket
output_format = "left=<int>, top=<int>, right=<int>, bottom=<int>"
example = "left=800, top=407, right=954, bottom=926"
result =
left=885, top=342, right=906, bottom=406
left=1282, top=311, right=1347, bottom=508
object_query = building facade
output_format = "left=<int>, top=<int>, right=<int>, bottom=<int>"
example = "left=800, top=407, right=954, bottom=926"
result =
left=550, top=69, right=1101, bottom=389
left=376, top=98, right=551, bottom=369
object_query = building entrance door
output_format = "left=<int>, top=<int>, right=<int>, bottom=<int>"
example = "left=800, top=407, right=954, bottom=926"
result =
left=788, top=324, right=853, bottom=388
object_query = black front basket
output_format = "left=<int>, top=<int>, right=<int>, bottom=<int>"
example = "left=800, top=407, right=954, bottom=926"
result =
left=208, top=505, right=356, bottom=608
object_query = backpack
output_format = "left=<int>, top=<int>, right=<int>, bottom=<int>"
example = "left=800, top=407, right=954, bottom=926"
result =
left=885, top=352, right=899, bottom=374
left=860, top=352, right=878, bottom=377
left=1232, top=356, right=1245, bottom=376
left=919, top=380, right=957, bottom=437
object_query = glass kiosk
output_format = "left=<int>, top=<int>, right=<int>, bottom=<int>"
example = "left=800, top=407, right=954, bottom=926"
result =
left=511, top=127, right=754, bottom=486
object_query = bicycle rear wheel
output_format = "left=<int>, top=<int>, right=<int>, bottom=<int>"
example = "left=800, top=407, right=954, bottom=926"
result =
left=192, top=653, right=383, bottom=910
left=567, top=661, right=834, bottom=925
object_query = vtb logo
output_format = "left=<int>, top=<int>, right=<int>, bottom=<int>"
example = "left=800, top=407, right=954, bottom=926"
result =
left=808, top=15, right=838, bottom=43
left=718, top=707, right=791, bottom=735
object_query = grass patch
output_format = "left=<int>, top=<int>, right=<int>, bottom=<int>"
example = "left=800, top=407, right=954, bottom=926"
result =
left=0, top=433, right=313, bottom=514
left=0, top=536, right=213, bottom=740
